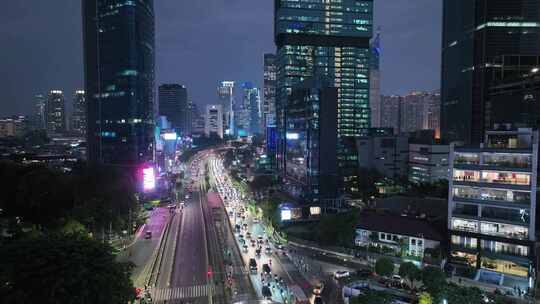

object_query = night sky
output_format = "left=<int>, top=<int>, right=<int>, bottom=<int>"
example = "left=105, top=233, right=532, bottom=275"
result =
left=0, top=0, right=441, bottom=116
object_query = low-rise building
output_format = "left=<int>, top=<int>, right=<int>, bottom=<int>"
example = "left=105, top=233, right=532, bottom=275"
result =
left=355, top=212, right=443, bottom=260
left=356, top=130, right=409, bottom=179
left=408, top=143, right=450, bottom=184
left=0, top=117, right=26, bottom=138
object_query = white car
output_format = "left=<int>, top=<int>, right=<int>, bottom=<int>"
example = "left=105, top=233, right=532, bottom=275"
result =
left=334, top=270, right=350, bottom=279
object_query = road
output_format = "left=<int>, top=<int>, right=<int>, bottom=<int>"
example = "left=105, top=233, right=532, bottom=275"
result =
left=150, top=153, right=219, bottom=303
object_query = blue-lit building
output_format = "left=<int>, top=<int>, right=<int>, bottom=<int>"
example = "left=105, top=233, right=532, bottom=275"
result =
left=83, top=0, right=155, bottom=167
left=284, top=78, right=338, bottom=203
left=274, top=0, right=374, bottom=191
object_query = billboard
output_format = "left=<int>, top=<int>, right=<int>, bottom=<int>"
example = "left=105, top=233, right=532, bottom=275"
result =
left=142, top=166, right=156, bottom=191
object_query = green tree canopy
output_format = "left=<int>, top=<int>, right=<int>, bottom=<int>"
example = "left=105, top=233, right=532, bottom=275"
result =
left=421, top=266, right=447, bottom=295
left=398, top=262, right=421, bottom=288
left=375, top=257, right=394, bottom=277
left=0, top=234, right=135, bottom=304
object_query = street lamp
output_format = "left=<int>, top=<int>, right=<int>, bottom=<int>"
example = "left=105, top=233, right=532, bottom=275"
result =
left=532, top=67, right=539, bottom=74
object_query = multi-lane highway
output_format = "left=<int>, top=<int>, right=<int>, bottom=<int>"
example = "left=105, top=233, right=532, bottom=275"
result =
left=139, top=148, right=353, bottom=303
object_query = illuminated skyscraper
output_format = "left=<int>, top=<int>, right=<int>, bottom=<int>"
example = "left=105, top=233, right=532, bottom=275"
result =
left=46, top=90, right=66, bottom=135
left=83, top=0, right=155, bottom=166
left=274, top=0, right=374, bottom=189
left=71, top=90, right=86, bottom=136
left=263, top=54, right=277, bottom=129
left=35, top=93, right=46, bottom=130
left=217, top=81, right=235, bottom=135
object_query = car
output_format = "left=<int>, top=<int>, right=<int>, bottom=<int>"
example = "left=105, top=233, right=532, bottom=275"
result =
left=313, top=283, right=324, bottom=295
left=238, top=234, right=244, bottom=239
left=250, top=239, right=256, bottom=247
left=334, top=270, right=350, bottom=279
left=265, top=247, right=272, bottom=254
left=246, top=232, right=252, bottom=239
left=262, top=263, right=271, bottom=274
left=144, top=230, right=152, bottom=239
left=262, top=286, right=272, bottom=299
left=255, top=248, right=261, bottom=257
left=253, top=218, right=260, bottom=223
left=249, top=258, right=257, bottom=273
left=242, top=244, right=249, bottom=253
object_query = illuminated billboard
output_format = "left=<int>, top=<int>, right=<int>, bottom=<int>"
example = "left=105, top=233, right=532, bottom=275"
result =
left=281, top=209, right=292, bottom=221
left=142, top=167, right=156, bottom=191
left=162, top=132, right=178, bottom=141
left=286, top=132, right=299, bottom=140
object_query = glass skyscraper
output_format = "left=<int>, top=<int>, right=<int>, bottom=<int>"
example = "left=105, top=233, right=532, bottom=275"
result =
left=158, top=84, right=188, bottom=135
left=83, top=0, right=155, bottom=166
left=441, top=0, right=540, bottom=144
left=274, top=0, right=373, bottom=186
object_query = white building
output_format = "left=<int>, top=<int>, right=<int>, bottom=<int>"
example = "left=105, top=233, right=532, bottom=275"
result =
left=205, top=104, right=223, bottom=139
left=448, top=127, right=538, bottom=291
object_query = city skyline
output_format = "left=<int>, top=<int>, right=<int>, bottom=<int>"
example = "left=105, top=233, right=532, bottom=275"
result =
left=0, top=0, right=441, bottom=116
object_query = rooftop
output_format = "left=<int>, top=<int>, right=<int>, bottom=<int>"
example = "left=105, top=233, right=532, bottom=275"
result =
left=357, top=211, right=444, bottom=241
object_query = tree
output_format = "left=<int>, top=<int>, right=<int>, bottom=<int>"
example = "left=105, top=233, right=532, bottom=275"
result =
left=418, top=292, right=433, bottom=304
left=421, top=266, right=447, bottom=295
left=398, top=262, right=421, bottom=289
left=0, top=234, right=135, bottom=304
left=375, top=257, right=394, bottom=277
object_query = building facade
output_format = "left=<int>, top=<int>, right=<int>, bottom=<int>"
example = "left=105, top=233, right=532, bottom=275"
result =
left=158, top=84, right=188, bottom=135
left=0, top=117, right=26, bottom=138
left=205, top=105, right=223, bottom=139
left=370, top=31, right=381, bottom=128
left=274, top=0, right=374, bottom=184
left=71, top=90, right=86, bottom=137
left=380, top=95, right=402, bottom=134
left=441, top=0, right=540, bottom=144
left=408, top=143, right=449, bottom=184
left=83, top=0, right=155, bottom=166
left=46, top=90, right=66, bottom=135
left=284, top=79, right=338, bottom=203
left=218, top=81, right=235, bottom=135
left=448, top=128, right=538, bottom=291
left=356, top=131, right=409, bottom=179
left=35, top=94, right=46, bottom=130
left=263, top=54, right=277, bottom=130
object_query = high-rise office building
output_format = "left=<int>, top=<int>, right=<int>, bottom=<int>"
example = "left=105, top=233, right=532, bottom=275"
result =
left=217, top=81, right=235, bottom=135
left=83, top=0, right=155, bottom=166
left=236, top=82, right=260, bottom=136
left=71, top=90, right=86, bottom=137
left=249, top=87, right=261, bottom=135
left=35, top=94, right=46, bottom=130
left=274, top=0, right=374, bottom=186
left=46, top=90, right=66, bottom=135
left=370, top=30, right=381, bottom=128
left=284, top=78, right=338, bottom=202
left=263, top=54, right=277, bottom=130
left=448, top=128, right=538, bottom=290
left=158, top=84, right=188, bottom=134
left=380, top=95, right=402, bottom=135
left=205, top=105, right=223, bottom=139
left=441, top=0, right=540, bottom=144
